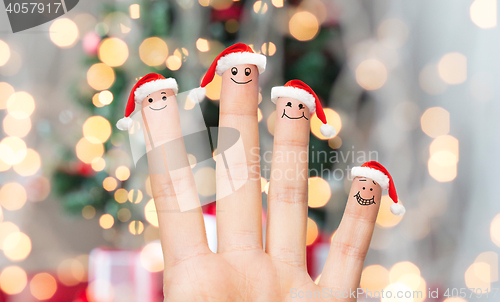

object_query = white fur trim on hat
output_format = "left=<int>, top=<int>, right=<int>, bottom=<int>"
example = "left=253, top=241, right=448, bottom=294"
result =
left=216, top=52, right=266, bottom=75
left=390, top=203, right=406, bottom=216
left=271, top=86, right=316, bottom=113
left=134, top=78, right=178, bottom=103
left=351, top=166, right=390, bottom=190
left=189, top=87, right=206, bottom=103
left=116, top=117, right=133, bottom=131
left=320, top=124, right=336, bottom=138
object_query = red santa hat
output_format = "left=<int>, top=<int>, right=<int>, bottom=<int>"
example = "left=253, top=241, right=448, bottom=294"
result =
left=116, top=73, right=178, bottom=130
left=189, top=43, right=266, bottom=102
left=271, top=80, right=336, bottom=138
left=351, top=161, right=405, bottom=216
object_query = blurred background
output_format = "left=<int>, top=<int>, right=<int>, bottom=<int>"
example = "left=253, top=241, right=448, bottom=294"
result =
left=0, top=0, right=499, bottom=301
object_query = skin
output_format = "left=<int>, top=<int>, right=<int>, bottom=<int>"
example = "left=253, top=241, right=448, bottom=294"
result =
left=144, top=80, right=384, bottom=301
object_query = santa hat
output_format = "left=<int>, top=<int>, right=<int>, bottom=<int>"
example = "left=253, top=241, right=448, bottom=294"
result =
left=189, top=43, right=266, bottom=102
left=351, top=161, right=405, bottom=216
left=116, top=73, right=178, bottom=130
left=271, top=80, right=336, bottom=138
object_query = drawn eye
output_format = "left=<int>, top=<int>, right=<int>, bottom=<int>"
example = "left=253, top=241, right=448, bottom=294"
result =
left=362, top=187, right=365, bottom=190
left=286, top=102, right=292, bottom=107
left=231, top=67, right=238, bottom=75
left=162, top=96, right=167, bottom=101
left=370, top=188, right=373, bottom=191
left=245, top=67, right=251, bottom=76
left=148, top=98, right=153, bottom=103
left=298, top=104, right=304, bottom=109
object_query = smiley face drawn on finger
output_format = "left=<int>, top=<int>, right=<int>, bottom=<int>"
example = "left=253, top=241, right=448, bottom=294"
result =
left=281, top=100, right=309, bottom=120
left=141, top=89, right=175, bottom=112
left=353, top=178, right=378, bottom=206
left=228, top=64, right=257, bottom=85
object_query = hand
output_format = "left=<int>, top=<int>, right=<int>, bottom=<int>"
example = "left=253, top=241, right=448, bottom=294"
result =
left=144, top=77, right=382, bottom=302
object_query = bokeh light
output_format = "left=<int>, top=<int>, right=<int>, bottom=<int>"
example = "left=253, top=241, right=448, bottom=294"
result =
left=438, top=52, right=467, bottom=85
left=420, top=107, right=450, bottom=138
left=465, top=261, right=491, bottom=291
left=140, top=241, right=164, bottom=272
left=205, top=74, right=222, bottom=100
left=128, top=189, right=143, bottom=204
left=430, top=135, right=459, bottom=165
left=99, top=214, right=114, bottom=229
left=428, top=156, right=457, bottom=182
left=196, top=38, right=210, bottom=52
left=7, top=91, right=35, bottom=119
left=139, top=37, right=169, bottom=66
left=0, top=40, right=10, bottom=66
left=115, top=165, right=130, bottom=181
left=355, top=59, right=388, bottom=90
left=114, top=189, right=128, bottom=203
left=129, top=221, right=144, bottom=235
left=82, top=205, right=96, bottom=219
left=49, top=18, right=79, bottom=48
left=311, top=108, right=342, bottom=140
left=308, top=177, right=331, bottom=208
left=225, top=19, right=239, bottom=33
left=253, top=1, right=268, bottom=14
left=328, top=136, right=342, bottom=149
left=470, top=0, right=497, bottom=29
left=211, top=0, right=233, bottom=10
left=98, top=37, right=129, bottom=67
left=3, top=231, right=32, bottom=261
left=166, top=55, right=182, bottom=70
left=360, top=265, right=390, bottom=296
left=30, top=273, right=57, bottom=300
left=83, top=116, right=112, bottom=143
left=76, top=137, right=104, bottom=164
left=261, top=42, right=277, bottom=56
left=195, top=167, right=216, bottom=196
left=57, top=258, right=85, bottom=286
left=0, top=182, right=27, bottom=211
left=306, top=217, right=319, bottom=245
left=390, top=261, right=421, bottom=283
left=91, top=157, right=106, bottom=172
left=0, top=136, right=27, bottom=165
left=0, top=82, right=14, bottom=109
left=129, top=4, right=140, bottom=19
left=145, top=199, right=158, bottom=227
left=103, top=177, right=117, bottom=191
left=289, top=12, right=319, bottom=41
left=272, top=0, right=284, bottom=8
left=3, top=114, right=31, bottom=138
left=87, top=63, right=115, bottom=90
left=0, top=222, right=20, bottom=249
left=491, top=214, right=500, bottom=247
left=0, top=266, right=27, bottom=295
left=475, top=251, right=499, bottom=282
left=376, top=195, right=404, bottom=227
left=117, top=208, right=131, bottom=222
left=13, top=148, right=41, bottom=176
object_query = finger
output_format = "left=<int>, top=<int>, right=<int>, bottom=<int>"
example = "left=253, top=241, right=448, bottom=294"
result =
left=265, top=97, right=310, bottom=269
left=319, top=177, right=382, bottom=292
left=142, top=88, right=210, bottom=267
left=216, top=64, right=263, bottom=252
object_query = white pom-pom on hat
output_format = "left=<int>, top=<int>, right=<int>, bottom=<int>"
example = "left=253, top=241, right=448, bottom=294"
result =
left=189, top=87, right=206, bottom=103
left=320, top=124, right=336, bottom=138
left=116, top=117, right=133, bottom=131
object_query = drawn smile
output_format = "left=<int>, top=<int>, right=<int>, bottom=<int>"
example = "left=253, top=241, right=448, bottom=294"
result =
left=149, top=105, right=167, bottom=111
left=231, top=78, right=252, bottom=85
left=281, top=109, right=308, bottom=120
left=354, top=192, right=375, bottom=206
